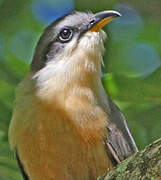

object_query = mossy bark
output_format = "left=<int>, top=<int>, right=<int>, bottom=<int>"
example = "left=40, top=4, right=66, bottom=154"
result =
left=98, top=138, right=161, bottom=180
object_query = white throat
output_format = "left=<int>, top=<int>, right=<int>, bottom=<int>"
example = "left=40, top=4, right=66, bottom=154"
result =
left=32, top=30, right=107, bottom=104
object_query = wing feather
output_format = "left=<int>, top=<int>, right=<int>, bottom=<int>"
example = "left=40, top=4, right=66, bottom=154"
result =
left=105, top=99, right=138, bottom=163
left=15, top=150, right=29, bottom=180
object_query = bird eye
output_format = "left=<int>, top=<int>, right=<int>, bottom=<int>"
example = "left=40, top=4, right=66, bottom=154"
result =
left=90, top=20, right=95, bottom=25
left=58, top=28, right=73, bottom=42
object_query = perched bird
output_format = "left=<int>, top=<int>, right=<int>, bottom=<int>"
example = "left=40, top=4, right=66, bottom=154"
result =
left=9, top=10, right=138, bottom=180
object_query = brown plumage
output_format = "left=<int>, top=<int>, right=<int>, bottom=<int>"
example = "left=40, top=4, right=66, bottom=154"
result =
left=9, top=10, right=138, bottom=180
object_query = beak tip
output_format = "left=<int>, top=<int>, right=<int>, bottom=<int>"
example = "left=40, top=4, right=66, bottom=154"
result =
left=111, top=11, right=122, bottom=18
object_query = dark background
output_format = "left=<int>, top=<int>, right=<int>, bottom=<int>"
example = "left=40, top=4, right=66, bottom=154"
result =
left=0, top=0, right=161, bottom=179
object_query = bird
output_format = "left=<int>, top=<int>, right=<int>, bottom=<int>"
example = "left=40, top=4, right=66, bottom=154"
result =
left=8, top=10, right=138, bottom=180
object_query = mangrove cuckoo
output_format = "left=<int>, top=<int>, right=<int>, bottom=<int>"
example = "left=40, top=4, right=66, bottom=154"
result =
left=9, top=10, right=138, bottom=180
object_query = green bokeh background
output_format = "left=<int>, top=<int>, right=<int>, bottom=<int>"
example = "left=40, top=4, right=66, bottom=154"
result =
left=0, top=0, right=161, bottom=179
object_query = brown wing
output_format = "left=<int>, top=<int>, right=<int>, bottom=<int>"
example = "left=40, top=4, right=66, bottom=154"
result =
left=105, top=99, right=138, bottom=164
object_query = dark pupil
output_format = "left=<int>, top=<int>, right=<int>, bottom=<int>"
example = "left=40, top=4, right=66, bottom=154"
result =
left=90, top=20, right=95, bottom=25
left=60, top=29, right=71, bottom=39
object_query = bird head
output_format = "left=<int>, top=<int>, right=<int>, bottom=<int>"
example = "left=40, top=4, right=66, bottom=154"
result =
left=31, top=10, right=121, bottom=71
left=31, top=10, right=121, bottom=94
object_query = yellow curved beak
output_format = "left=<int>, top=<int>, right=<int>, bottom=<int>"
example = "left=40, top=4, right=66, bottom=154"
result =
left=89, top=10, right=121, bottom=32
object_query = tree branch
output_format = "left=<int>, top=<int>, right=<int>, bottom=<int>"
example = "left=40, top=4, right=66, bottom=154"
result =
left=98, top=138, right=161, bottom=180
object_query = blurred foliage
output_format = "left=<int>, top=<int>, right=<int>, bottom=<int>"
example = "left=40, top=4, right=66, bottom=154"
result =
left=0, top=0, right=161, bottom=179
